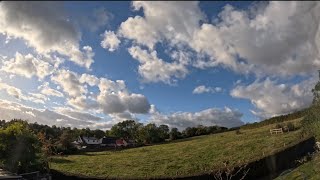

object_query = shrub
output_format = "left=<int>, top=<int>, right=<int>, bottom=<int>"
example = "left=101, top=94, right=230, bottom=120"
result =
left=235, top=129, right=242, bottom=135
left=275, top=123, right=284, bottom=129
left=286, top=122, right=295, bottom=131
left=301, top=106, right=320, bottom=140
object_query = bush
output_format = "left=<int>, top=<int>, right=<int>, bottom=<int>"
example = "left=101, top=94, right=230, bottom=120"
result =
left=275, top=123, right=284, bottom=129
left=301, top=106, right=320, bottom=140
left=235, top=129, right=242, bottom=135
left=286, top=122, right=295, bottom=131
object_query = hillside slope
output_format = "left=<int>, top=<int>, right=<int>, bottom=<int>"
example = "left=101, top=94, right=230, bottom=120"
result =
left=51, top=119, right=303, bottom=179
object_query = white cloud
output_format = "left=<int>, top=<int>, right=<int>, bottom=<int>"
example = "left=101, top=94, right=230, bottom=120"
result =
left=0, top=1, right=95, bottom=69
left=80, top=73, right=100, bottom=86
left=67, top=96, right=89, bottom=110
left=109, top=112, right=136, bottom=123
left=97, top=78, right=151, bottom=114
left=38, top=82, right=64, bottom=97
left=101, top=31, right=121, bottom=52
left=0, top=82, right=23, bottom=99
left=230, top=75, right=317, bottom=119
left=150, top=107, right=244, bottom=130
left=119, top=1, right=205, bottom=49
left=0, top=82, right=46, bottom=104
left=51, top=70, right=151, bottom=114
left=0, top=99, right=108, bottom=129
left=51, top=69, right=87, bottom=97
left=113, top=1, right=320, bottom=84
left=128, top=46, right=189, bottom=84
left=54, top=107, right=102, bottom=122
left=193, top=85, right=223, bottom=94
left=191, top=2, right=320, bottom=77
left=28, top=93, right=48, bottom=102
left=1, top=52, right=54, bottom=79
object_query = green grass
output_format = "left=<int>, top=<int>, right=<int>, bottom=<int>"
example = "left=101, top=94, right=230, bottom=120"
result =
left=275, top=153, right=320, bottom=180
left=51, top=119, right=303, bottom=179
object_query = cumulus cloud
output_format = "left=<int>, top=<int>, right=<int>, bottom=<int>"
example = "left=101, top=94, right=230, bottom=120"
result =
left=193, top=85, right=223, bottom=94
left=79, top=73, right=100, bottom=86
left=97, top=78, right=151, bottom=114
left=119, top=1, right=205, bottom=49
left=111, top=1, right=320, bottom=84
left=101, top=31, right=121, bottom=52
left=54, top=107, right=102, bottom=122
left=109, top=112, right=137, bottom=123
left=0, top=82, right=46, bottom=104
left=230, top=75, right=317, bottom=119
left=51, top=69, right=151, bottom=114
left=51, top=69, right=87, bottom=97
left=1, top=52, right=54, bottom=79
left=191, top=2, right=320, bottom=77
left=150, top=107, right=244, bottom=130
left=38, top=82, right=64, bottom=97
left=128, top=46, right=189, bottom=84
left=0, top=1, right=95, bottom=69
left=0, top=99, right=110, bottom=129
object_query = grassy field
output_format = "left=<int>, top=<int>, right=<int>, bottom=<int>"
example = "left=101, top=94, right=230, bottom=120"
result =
left=275, top=152, right=320, bottom=180
left=51, top=119, right=304, bottom=179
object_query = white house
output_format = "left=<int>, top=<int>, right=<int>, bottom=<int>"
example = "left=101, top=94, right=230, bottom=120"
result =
left=76, top=136, right=101, bottom=145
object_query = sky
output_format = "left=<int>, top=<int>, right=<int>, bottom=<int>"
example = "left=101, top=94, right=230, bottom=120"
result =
left=0, top=1, right=319, bottom=130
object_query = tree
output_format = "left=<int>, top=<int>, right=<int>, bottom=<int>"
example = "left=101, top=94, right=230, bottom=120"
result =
left=312, top=70, right=320, bottom=105
left=37, top=132, right=52, bottom=172
left=195, top=125, right=207, bottom=136
left=110, top=120, right=141, bottom=140
left=158, top=125, right=170, bottom=140
left=0, top=121, right=42, bottom=173
left=169, top=128, right=181, bottom=140
left=92, top=129, right=105, bottom=139
left=183, top=127, right=197, bottom=137
left=137, top=123, right=162, bottom=144
left=302, top=70, right=320, bottom=139
left=55, top=130, right=76, bottom=154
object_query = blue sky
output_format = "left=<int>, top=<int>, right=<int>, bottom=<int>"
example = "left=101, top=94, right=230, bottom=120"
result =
left=0, top=1, right=318, bottom=130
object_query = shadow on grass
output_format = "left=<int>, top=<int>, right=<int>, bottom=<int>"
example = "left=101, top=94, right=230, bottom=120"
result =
left=51, top=158, right=73, bottom=164
left=75, top=152, right=98, bottom=156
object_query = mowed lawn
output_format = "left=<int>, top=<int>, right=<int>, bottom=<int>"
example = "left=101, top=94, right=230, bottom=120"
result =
left=51, top=119, right=304, bottom=179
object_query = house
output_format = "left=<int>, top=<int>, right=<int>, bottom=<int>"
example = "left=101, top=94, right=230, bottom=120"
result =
left=75, top=136, right=101, bottom=148
left=116, top=139, right=127, bottom=147
left=101, top=136, right=118, bottom=147
left=74, top=136, right=134, bottom=149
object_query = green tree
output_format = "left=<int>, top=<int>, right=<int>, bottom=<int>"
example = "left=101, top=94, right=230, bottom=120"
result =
left=0, top=121, right=41, bottom=173
left=302, top=70, right=320, bottom=139
left=55, top=130, right=76, bottom=154
left=312, top=70, right=320, bottom=105
left=169, top=128, right=181, bottom=140
left=110, top=120, right=142, bottom=140
left=137, top=124, right=162, bottom=144
left=92, top=129, right=105, bottom=139
left=158, top=124, right=170, bottom=140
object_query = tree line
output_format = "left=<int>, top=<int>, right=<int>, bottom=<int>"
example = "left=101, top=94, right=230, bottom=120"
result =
left=0, top=118, right=229, bottom=174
